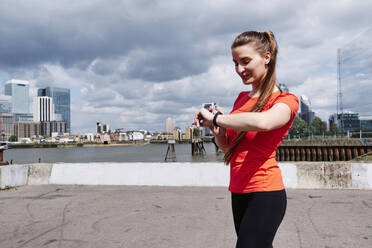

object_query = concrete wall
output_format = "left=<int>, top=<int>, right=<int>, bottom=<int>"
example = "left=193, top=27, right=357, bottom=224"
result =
left=0, top=164, right=28, bottom=189
left=49, top=162, right=229, bottom=186
left=1, top=162, right=372, bottom=189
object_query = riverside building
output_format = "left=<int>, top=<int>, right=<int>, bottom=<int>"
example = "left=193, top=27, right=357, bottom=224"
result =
left=33, top=96, right=66, bottom=137
left=38, top=87, right=71, bottom=133
left=185, top=127, right=193, bottom=140
left=0, top=113, right=14, bottom=141
left=14, top=122, right=41, bottom=139
left=96, top=122, right=109, bottom=134
left=33, top=96, right=55, bottom=122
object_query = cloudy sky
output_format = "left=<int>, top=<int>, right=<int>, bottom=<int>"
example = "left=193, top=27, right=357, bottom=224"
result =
left=1, top=0, right=371, bottom=133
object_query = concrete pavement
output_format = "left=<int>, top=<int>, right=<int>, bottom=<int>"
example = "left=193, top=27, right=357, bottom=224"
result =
left=0, top=185, right=372, bottom=248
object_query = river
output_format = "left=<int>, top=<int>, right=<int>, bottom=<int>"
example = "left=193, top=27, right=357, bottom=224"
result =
left=4, top=143, right=224, bottom=164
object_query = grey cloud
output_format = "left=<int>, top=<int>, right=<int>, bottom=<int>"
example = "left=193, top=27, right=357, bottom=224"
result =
left=0, top=0, right=302, bottom=82
left=2, top=0, right=372, bottom=132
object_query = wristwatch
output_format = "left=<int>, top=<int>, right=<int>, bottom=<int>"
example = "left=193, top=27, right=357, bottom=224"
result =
left=213, top=112, right=223, bottom=127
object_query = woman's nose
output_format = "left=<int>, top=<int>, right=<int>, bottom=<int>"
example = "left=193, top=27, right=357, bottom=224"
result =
left=236, top=64, right=245, bottom=74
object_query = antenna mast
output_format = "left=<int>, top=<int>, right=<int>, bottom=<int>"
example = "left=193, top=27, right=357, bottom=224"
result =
left=337, top=48, right=344, bottom=133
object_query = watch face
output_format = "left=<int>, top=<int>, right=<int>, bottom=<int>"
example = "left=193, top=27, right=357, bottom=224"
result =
left=203, top=102, right=216, bottom=110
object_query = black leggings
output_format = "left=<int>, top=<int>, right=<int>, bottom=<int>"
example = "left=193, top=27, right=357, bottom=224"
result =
left=231, top=190, right=287, bottom=248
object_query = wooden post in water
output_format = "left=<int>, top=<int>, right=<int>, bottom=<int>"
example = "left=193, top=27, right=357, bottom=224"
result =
left=191, top=138, right=206, bottom=156
left=165, top=140, right=176, bottom=162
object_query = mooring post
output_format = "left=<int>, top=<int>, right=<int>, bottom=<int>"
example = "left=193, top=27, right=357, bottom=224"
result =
left=165, top=139, right=176, bottom=162
left=191, top=138, right=206, bottom=156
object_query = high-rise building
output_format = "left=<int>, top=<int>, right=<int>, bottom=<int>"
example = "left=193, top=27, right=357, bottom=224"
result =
left=4, top=79, right=30, bottom=114
left=33, top=96, right=55, bottom=122
left=299, top=95, right=315, bottom=126
left=342, top=112, right=360, bottom=132
left=38, top=87, right=71, bottom=133
left=0, top=113, right=14, bottom=141
left=164, top=117, right=176, bottom=134
left=0, top=95, right=12, bottom=113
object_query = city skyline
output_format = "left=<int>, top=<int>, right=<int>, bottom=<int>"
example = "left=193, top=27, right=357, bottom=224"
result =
left=0, top=76, right=368, bottom=135
left=0, top=79, right=70, bottom=138
left=1, top=1, right=372, bottom=133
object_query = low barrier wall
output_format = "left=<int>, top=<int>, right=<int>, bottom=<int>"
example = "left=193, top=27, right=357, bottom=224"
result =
left=1, top=162, right=372, bottom=189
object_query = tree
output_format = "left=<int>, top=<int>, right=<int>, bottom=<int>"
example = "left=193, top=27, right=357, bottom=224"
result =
left=289, top=116, right=308, bottom=138
left=8, top=135, right=18, bottom=142
left=311, top=117, right=327, bottom=135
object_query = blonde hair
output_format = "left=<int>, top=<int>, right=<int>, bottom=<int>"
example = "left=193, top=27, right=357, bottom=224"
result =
left=224, top=30, right=281, bottom=164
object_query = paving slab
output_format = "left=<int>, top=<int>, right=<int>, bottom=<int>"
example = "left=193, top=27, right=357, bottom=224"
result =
left=0, top=185, right=371, bottom=248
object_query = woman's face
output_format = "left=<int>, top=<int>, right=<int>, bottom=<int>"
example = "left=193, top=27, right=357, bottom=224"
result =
left=232, top=44, right=270, bottom=87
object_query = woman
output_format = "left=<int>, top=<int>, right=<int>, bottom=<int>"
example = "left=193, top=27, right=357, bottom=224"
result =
left=193, top=31, right=299, bottom=248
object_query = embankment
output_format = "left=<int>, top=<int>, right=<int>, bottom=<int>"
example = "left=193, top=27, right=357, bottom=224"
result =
left=1, top=162, right=372, bottom=190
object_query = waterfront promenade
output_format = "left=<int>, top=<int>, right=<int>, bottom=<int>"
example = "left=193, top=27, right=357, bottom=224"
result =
left=1, top=185, right=371, bottom=248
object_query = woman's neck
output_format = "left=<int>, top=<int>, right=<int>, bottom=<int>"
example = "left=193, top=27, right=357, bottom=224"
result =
left=248, top=85, right=280, bottom=98
left=248, top=88, right=260, bottom=97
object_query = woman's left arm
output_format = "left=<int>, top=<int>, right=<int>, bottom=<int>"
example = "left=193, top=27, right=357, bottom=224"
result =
left=215, top=103, right=292, bottom=132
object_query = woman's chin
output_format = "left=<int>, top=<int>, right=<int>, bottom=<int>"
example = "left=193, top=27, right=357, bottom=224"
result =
left=242, top=80, right=252, bottom=85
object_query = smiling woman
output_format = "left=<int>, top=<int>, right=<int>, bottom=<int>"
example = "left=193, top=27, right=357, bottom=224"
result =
left=193, top=31, right=299, bottom=248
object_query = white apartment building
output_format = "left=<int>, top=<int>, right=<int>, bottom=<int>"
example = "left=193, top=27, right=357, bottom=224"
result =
left=33, top=96, right=55, bottom=122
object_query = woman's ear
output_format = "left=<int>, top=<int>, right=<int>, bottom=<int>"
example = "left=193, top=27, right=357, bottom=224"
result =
left=264, top=52, right=271, bottom=65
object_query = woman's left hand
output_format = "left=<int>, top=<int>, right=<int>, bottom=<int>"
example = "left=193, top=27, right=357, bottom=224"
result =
left=192, top=108, right=214, bottom=128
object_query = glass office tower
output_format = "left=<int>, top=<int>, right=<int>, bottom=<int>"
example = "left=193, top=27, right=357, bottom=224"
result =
left=4, top=79, right=30, bottom=114
left=38, top=87, right=71, bottom=133
left=299, top=95, right=315, bottom=126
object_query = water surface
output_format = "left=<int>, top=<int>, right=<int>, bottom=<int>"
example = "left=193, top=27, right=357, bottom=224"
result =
left=4, top=143, right=224, bottom=164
